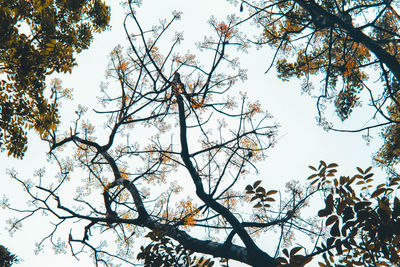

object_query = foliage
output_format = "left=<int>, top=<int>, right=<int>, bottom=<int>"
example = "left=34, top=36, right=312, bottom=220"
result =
left=4, top=1, right=400, bottom=266
left=308, top=161, right=400, bottom=266
left=0, top=245, right=18, bottom=267
left=239, top=0, right=400, bottom=166
left=0, top=0, right=110, bottom=158
left=2, top=2, right=330, bottom=266
left=137, top=230, right=215, bottom=267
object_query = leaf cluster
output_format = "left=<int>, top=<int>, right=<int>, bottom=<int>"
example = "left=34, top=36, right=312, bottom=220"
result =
left=0, top=0, right=110, bottom=157
left=137, top=230, right=215, bottom=267
left=308, top=161, right=400, bottom=266
left=276, top=247, right=312, bottom=266
left=245, top=0, right=400, bottom=161
left=245, top=180, right=277, bottom=208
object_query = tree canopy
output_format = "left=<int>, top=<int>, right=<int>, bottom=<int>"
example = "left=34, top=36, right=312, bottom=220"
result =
left=241, top=0, right=400, bottom=167
left=3, top=1, right=400, bottom=267
left=0, top=0, right=110, bottom=158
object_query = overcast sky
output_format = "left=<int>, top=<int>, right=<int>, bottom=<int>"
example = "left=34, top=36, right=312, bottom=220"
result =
left=0, top=1, right=384, bottom=266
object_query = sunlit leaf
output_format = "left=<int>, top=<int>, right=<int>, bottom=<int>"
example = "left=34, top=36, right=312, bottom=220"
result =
left=371, top=188, right=386, bottom=198
left=266, top=190, right=278, bottom=196
left=253, top=180, right=262, bottom=188
left=290, top=247, right=302, bottom=257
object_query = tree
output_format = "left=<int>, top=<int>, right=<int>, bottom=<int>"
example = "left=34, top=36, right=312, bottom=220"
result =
left=3, top=2, right=329, bottom=267
left=0, top=0, right=110, bottom=158
left=0, top=245, right=18, bottom=267
left=228, top=1, right=400, bottom=265
left=4, top=1, right=400, bottom=267
left=237, top=0, right=400, bottom=167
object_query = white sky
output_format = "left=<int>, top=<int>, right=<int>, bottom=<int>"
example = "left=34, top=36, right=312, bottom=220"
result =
left=0, top=1, right=385, bottom=266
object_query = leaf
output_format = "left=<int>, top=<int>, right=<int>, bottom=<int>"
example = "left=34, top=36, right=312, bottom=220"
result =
left=250, top=195, right=259, bottom=202
left=371, top=188, right=386, bottom=198
left=342, top=240, right=352, bottom=250
left=318, top=160, right=326, bottom=170
left=253, top=180, right=262, bottom=188
left=393, top=197, right=400, bottom=218
left=283, top=248, right=289, bottom=257
left=326, top=215, right=338, bottom=226
left=376, top=183, right=386, bottom=189
left=256, top=186, right=266, bottom=194
left=364, top=173, right=374, bottom=179
left=379, top=200, right=392, bottom=215
left=290, top=247, right=302, bottom=257
left=347, top=176, right=356, bottom=186
left=365, top=166, right=372, bottom=173
left=335, top=239, right=343, bottom=255
left=325, top=194, right=334, bottom=211
left=307, top=174, right=317, bottom=180
left=318, top=209, right=331, bottom=217
left=327, top=163, right=338, bottom=168
left=253, top=203, right=262, bottom=208
left=263, top=197, right=275, bottom=202
left=330, top=221, right=340, bottom=237
left=309, top=165, right=317, bottom=171
left=336, top=201, right=346, bottom=215
left=356, top=167, right=364, bottom=174
left=342, top=207, right=354, bottom=222
left=266, top=190, right=278, bottom=196
left=326, top=237, right=335, bottom=247
left=353, top=174, right=363, bottom=179
left=245, top=185, right=253, bottom=191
